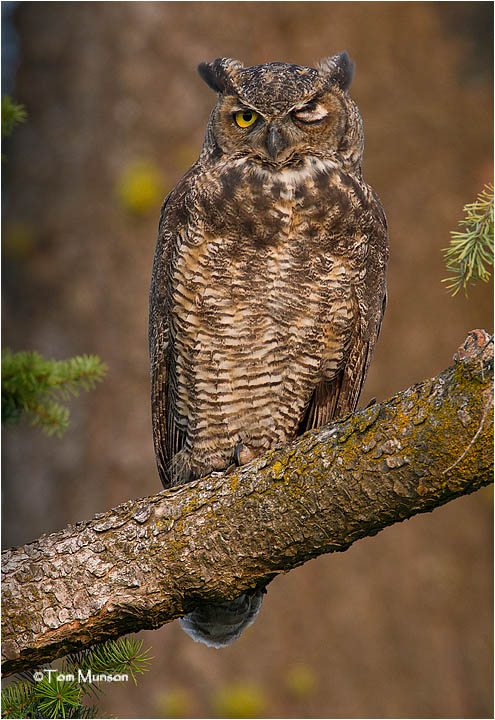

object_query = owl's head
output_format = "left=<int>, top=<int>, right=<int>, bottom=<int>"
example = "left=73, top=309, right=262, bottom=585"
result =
left=198, top=53, right=363, bottom=170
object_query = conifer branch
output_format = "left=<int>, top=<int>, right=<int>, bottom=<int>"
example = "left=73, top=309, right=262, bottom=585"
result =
left=443, top=184, right=494, bottom=296
left=1, top=351, right=107, bottom=437
left=1, top=636, right=152, bottom=718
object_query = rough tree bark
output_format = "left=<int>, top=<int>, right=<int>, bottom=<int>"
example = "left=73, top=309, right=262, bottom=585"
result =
left=2, top=330, right=493, bottom=678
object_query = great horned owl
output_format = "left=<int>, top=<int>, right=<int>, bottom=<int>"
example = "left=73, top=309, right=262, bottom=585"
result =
left=150, top=52, right=388, bottom=648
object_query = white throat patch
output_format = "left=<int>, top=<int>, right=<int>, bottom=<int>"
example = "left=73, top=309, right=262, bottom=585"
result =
left=246, top=156, right=338, bottom=187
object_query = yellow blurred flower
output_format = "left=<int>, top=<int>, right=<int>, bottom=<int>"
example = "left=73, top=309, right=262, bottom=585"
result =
left=156, top=687, right=192, bottom=718
left=212, top=682, right=267, bottom=718
left=116, top=159, right=164, bottom=216
left=285, top=663, right=317, bottom=699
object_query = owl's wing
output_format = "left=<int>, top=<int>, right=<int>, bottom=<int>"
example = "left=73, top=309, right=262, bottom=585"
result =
left=150, top=313, right=171, bottom=487
left=299, top=183, right=388, bottom=433
left=150, top=191, right=189, bottom=488
left=299, top=290, right=386, bottom=433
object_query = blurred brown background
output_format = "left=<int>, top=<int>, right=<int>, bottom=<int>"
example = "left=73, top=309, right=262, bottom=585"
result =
left=2, top=2, right=493, bottom=718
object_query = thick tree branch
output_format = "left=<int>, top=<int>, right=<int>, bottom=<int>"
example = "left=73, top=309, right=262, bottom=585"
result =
left=2, top=330, right=493, bottom=677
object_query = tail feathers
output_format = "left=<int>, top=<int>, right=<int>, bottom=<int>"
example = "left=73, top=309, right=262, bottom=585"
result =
left=179, top=592, right=263, bottom=648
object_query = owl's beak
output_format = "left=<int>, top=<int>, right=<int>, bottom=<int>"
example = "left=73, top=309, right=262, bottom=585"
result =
left=266, top=124, right=287, bottom=160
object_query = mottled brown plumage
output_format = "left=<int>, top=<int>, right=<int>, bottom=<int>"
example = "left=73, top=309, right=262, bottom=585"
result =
left=149, top=52, right=388, bottom=647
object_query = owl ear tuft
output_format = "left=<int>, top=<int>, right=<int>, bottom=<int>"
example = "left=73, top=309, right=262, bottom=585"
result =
left=198, top=61, right=224, bottom=93
left=318, top=52, right=354, bottom=92
left=198, top=58, right=244, bottom=94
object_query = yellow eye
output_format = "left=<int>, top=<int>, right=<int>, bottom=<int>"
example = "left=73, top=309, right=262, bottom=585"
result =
left=234, top=110, right=258, bottom=128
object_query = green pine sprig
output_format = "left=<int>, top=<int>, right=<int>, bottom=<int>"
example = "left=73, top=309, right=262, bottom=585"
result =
left=34, top=675, right=82, bottom=719
left=1, top=350, right=107, bottom=436
left=442, top=183, right=494, bottom=296
left=67, top=635, right=153, bottom=689
left=0, top=681, right=37, bottom=719
left=1, top=636, right=152, bottom=718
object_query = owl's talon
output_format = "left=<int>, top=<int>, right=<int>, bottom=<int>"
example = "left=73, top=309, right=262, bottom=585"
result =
left=235, top=442, right=255, bottom=466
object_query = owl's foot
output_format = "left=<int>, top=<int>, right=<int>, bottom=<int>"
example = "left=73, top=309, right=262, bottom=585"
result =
left=223, top=443, right=256, bottom=475
left=234, top=442, right=256, bottom=466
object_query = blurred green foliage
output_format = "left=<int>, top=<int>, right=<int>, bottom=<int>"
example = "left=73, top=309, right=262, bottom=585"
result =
left=2, top=350, right=107, bottom=436
left=2, top=95, right=27, bottom=139
left=116, top=159, right=165, bottom=216
left=2, top=221, right=36, bottom=260
left=284, top=663, right=317, bottom=699
left=443, top=183, right=494, bottom=296
left=212, top=682, right=267, bottom=719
